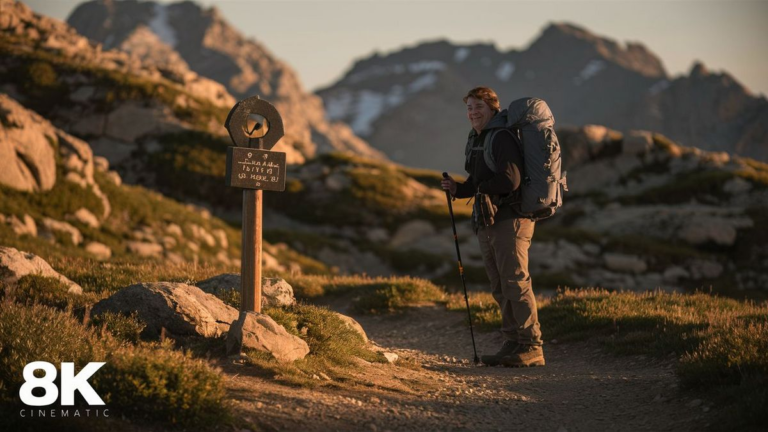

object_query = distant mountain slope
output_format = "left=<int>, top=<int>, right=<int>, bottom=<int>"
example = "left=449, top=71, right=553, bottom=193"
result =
left=66, top=0, right=386, bottom=163
left=317, top=23, right=768, bottom=172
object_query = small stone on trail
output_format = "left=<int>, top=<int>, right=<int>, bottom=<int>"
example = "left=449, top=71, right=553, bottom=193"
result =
left=319, top=372, right=331, bottom=381
left=687, top=399, right=703, bottom=408
left=383, top=352, right=399, bottom=363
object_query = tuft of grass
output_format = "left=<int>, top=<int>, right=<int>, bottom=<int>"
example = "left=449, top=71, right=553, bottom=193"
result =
left=90, top=311, right=146, bottom=344
left=284, top=274, right=446, bottom=313
left=352, top=279, right=447, bottom=314
left=242, top=303, right=385, bottom=388
left=2, top=274, right=106, bottom=317
left=0, top=302, right=229, bottom=427
left=0, top=167, right=105, bottom=223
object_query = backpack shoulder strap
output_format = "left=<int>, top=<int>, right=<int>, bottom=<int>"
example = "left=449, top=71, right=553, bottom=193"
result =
left=483, top=128, right=515, bottom=173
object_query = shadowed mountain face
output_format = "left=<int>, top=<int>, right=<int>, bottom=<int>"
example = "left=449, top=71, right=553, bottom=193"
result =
left=67, top=0, right=386, bottom=163
left=317, top=23, right=768, bottom=173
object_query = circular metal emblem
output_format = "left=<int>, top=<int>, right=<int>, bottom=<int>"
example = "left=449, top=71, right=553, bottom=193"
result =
left=224, top=96, right=284, bottom=150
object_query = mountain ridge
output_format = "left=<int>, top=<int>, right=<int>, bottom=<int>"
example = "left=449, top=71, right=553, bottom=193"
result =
left=318, top=21, right=767, bottom=172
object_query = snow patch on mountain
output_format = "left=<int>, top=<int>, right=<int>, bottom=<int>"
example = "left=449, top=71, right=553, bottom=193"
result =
left=454, top=47, right=470, bottom=63
left=408, top=73, right=437, bottom=93
left=325, top=73, right=439, bottom=136
left=573, top=59, right=606, bottom=86
left=649, top=79, right=671, bottom=95
left=496, top=62, right=515, bottom=81
left=349, top=90, right=391, bottom=136
left=149, top=4, right=177, bottom=48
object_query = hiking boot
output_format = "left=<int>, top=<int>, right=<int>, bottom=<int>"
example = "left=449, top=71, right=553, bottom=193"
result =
left=480, top=340, right=520, bottom=366
left=501, top=344, right=545, bottom=367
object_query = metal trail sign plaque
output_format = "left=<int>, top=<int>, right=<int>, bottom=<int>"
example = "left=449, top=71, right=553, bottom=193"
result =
left=225, top=148, right=286, bottom=191
left=224, top=96, right=286, bottom=314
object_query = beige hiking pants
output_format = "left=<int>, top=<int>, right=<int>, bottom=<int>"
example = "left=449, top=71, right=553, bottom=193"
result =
left=477, top=217, right=542, bottom=346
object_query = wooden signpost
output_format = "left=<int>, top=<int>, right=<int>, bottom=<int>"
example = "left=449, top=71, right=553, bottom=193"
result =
left=224, top=96, right=285, bottom=313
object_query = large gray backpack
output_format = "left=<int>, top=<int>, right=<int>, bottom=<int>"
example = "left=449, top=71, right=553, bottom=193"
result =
left=481, top=97, right=568, bottom=221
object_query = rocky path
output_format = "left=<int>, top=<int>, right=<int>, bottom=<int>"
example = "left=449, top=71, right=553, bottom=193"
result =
left=224, top=305, right=716, bottom=432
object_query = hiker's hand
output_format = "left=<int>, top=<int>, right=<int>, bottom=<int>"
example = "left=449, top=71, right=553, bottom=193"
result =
left=441, top=176, right=457, bottom=196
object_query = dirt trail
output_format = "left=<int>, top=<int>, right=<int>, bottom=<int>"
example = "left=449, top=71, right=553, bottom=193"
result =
left=224, top=304, right=716, bottom=432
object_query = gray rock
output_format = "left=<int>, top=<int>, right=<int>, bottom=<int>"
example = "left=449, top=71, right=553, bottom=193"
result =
left=105, top=170, right=122, bottom=186
left=334, top=312, right=368, bottom=343
left=0, top=246, right=82, bottom=294
left=212, top=228, right=229, bottom=249
left=125, top=240, right=163, bottom=257
left=67, top=207, right=100, bottom=229
left=663, top=266, right=690, bottom=282
left=187, top=223, right=216, bottom=247
left=105, top=101, right=184, bottom=143
left=165, top=223, right=183, bottom=237
left=389, top=220, right=436, bottom=249
left=324, top=172, right=351, bottom=191
left=689, top=260, right=724, bottom=280
left=93, top=156, right=109, bottom=173
left=4, top=214, right=37, bottom=237
left=70, top=85, right=95, bottom=103
left=41, top=218, right=83, bottom=246
left=0, top=94, right=57, bottom=191
left=196, top=274, right=296, bottom=308
left=623, top=130, right=653, bottom=155
left=226, top=311, right=309, bottom=362
left=678, top=214, right=751, bottom=246
left=366, top=228, right=389, bottom=243
left=84, top=242, right=112, bottom=260
left=603, top=253, right=647, bottom=274
left=382, top=352, right=399, bottom=363
left=91, top=282, right=237, bottom=338
left=722, top=177, right=752, bottom=195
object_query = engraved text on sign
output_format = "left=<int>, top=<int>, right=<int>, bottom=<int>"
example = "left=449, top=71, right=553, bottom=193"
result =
left=226, top=147, right=287, bottom=191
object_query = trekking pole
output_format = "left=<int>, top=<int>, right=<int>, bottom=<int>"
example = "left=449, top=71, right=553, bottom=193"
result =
left=442, top=172, right=480, bottom=364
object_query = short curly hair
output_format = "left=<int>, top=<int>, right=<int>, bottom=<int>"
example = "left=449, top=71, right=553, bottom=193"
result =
left=463, top=86, right=500, bottom=112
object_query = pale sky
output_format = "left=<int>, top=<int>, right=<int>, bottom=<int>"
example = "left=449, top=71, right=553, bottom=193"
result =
left=25, top=0, right=768, bottom=97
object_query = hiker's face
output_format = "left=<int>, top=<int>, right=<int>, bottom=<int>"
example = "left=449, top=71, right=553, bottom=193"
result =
left=466, top=97, right=494, bottom=132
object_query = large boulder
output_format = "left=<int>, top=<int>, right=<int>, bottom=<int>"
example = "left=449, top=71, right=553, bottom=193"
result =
left=91, top=282, right=237, bottom=338
left=196, top=274, right=296, bottom=308
left=226, top=311, right=310, bottom=362
left=91, top=282, right=309, bottom=362
left=0, top=246, right=82, bottom=294
left=0, top=93, right=57, bottom=191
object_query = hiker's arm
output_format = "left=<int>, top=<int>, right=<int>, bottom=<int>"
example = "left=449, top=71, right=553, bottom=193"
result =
left=478, top=132, right=521, bottom=195
left=454, top=175, right=475, bottom=198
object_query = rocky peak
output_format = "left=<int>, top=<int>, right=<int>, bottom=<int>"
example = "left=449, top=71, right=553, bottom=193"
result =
left=527, top=22, right=667, bottom=78
left=67, top=0, right=386, bottom=163
left=689, top=61, right=709, bottom=77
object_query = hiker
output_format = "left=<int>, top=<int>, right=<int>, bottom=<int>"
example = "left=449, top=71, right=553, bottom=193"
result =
left=440, top=86, right=545, bottom=367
